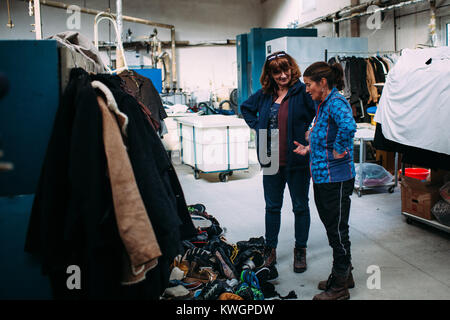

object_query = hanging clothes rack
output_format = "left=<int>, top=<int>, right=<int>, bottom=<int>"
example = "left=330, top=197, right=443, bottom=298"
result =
left=325, top=49, right=401, bottom=197
left=94, top=12, right=129, bottom=74
left=325, top=49, right=402, bottom=61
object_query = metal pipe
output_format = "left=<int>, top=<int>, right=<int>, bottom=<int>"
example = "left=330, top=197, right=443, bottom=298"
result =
left=298, top=0, right=429, bottom=28
left=297, top=15, right=332, bottom=28
left=33, top=0, right=42, bottom=39
left=171, top=27, right=176, bottom=89
left=332, top=0, right=429, bottom=24
left=115, top=0, right=124, bottom=69
left=429, top=0, right=437, bottom=46
left=116, top=0, right=122, bottom=41
left=37, top=0, right=177, bottom=86
left=394, top=8, right=397, bottom=51
left=38, top=0, right=174, bottom=29
left=297, top=0, right=381, bottom=28
left=6, top=0, right=14, bottom=28
left=338, top=0, right=381, bottom=17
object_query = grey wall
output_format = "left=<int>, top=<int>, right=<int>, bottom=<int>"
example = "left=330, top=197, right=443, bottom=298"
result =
left=261, top=0, right=450, bottom=52
left=0, top=0, right=264, bottom=91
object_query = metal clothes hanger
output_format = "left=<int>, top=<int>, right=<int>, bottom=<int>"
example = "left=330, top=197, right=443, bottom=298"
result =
left=94, top=12, right=128, bottom=74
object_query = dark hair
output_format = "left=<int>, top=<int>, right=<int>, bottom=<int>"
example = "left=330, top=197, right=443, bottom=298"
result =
left=260, top=51, right=302, bottom=95
left=303, top=61, right=345, bottom=91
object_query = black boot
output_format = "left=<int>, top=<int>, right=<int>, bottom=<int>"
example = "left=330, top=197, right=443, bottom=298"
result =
left=313, top=270, right=350, bottom=300
left=293, top=247, right=307, bottom=273
left=318, top=265, right=354, bottom=290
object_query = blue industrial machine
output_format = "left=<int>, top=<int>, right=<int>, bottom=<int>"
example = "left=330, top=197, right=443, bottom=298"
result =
left=0, top=40, right=59, bottom=299
left=236, top=28, right=318, bottom=111
left=0, top=40, right=60, bottom=196
left=132, top=68, right=163, bottom=93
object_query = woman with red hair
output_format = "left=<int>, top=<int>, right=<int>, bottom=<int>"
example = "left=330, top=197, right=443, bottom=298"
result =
left=241, top=51, right=316, bottom=273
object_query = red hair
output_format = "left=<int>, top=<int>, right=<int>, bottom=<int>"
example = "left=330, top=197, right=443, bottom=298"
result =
left=260, top=52, right=302, bottom=95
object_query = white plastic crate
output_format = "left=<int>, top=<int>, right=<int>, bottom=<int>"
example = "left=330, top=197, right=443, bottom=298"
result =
left=161, top=113, right=199, bottom=151
left=175, top=115, right=250, bottom=174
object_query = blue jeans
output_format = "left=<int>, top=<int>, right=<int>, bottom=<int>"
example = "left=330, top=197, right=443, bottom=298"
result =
left=263, top=167, right=311, bottom=249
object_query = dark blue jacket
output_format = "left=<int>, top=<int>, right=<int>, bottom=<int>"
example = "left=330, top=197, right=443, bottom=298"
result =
left=240, top=80, right=316, bottom=170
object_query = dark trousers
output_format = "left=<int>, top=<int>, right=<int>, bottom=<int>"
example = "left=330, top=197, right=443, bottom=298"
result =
left=313, top=178, right=355, bottom=277
left=263, top=167, right=311, bottom=249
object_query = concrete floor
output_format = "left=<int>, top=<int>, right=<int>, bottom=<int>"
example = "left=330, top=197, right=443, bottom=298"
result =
left=173, top=150, right=450, bottom=300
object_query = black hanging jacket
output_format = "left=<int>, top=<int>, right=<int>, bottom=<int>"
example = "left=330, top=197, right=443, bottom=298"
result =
left=25, top=68, right=196, bottom=299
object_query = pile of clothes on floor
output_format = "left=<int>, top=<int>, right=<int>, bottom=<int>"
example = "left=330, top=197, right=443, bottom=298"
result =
left=161, top=204, right=297, bottom=300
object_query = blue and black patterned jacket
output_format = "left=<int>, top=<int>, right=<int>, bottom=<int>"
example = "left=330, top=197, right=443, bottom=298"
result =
left=309, top=88, right=356, bottom=183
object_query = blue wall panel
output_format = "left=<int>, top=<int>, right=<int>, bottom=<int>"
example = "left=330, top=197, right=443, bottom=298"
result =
left=0, top=40, right=60, bottom=196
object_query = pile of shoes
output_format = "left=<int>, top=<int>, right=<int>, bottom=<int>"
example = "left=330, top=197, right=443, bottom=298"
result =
left=161, top=203, right=285, bottom=300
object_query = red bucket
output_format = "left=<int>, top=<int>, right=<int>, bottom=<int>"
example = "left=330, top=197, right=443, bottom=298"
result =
left=404, top=168, right=430, bottom=180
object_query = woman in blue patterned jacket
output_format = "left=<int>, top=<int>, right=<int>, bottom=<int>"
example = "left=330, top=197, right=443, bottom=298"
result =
left=293, top=61, right=356, bottom=300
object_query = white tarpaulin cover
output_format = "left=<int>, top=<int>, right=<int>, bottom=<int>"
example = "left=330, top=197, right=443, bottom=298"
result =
left=374, top=47, right=450, bottom=155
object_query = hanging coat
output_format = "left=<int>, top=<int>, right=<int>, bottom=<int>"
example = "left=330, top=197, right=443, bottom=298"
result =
left=25, top=68, right=196, bottom=299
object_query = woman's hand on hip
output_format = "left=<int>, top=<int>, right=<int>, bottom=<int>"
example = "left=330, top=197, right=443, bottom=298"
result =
left=293, top=141, right=310, bottom=156
left=333, top=149, right=347, bottom=159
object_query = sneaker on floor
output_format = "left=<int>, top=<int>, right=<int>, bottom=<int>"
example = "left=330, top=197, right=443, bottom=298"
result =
left=255, top=267, right=270, bottom=283
left=234, top=248, right=265, bottom=272
left=237, top=236, right=265, bottom=252
left=188, top=230, right=209, bottom=247
left=191, top=215, right=213, bottom=230
left=194, top=280, right=227, bottom=300
left=218, top=292, right=244, bottom=300
left=168, top=279, right=204, bottom=291
left=234, top=282, right=264, bottom=301
left=188, top=203, right=206, bottom=214
left=162, top=285, right=193, bottom=300
left=215, top=247, right=238, bottom=280
left=240, top=269, right=261, bottom=290
left=185, top=265, right=218, bottom=284
left=183, top=247, right=215, bottom=268
left=266, top=264, right=279, bottom=281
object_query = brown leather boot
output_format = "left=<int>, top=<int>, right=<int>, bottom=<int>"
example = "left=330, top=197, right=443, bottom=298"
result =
left=318, top=266, right=354, bottom=290
left=313, top=272, right=350, bottom=300
left=263, top=247, right=276, bottom=267
left=293, top=247, right=307, bottom=273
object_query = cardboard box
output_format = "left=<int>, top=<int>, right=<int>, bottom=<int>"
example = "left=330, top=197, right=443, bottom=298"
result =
left=400, top=174, right=442, bottom=220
